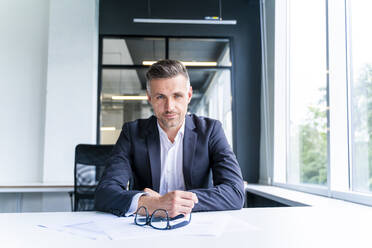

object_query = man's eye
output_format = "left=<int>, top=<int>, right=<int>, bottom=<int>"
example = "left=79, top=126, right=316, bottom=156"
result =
left=174, top=95, right=182, bottom=98
left=156, top=95, right=164, bottom=100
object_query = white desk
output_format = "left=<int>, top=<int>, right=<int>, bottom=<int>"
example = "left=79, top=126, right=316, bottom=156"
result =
left=1, top=207, right=371, bottom=248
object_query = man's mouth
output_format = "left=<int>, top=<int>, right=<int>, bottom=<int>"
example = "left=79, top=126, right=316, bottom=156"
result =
left=163, top=113, right=177, bottom=118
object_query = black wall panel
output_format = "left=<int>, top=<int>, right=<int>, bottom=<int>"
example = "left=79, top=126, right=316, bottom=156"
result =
left=99, top=0, right=261, bottom=183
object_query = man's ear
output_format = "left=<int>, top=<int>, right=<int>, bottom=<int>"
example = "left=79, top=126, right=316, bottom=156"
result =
left=147, top=91, right=151, bottom=103
left=188, top=86, right=193, bottom=103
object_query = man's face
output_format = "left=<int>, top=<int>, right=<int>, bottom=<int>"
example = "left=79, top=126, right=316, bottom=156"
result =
left=147, top=74, right=192, bottom=131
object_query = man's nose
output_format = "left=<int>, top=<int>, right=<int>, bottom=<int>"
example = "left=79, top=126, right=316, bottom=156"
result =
left=165, top=98, right=175, bottom=111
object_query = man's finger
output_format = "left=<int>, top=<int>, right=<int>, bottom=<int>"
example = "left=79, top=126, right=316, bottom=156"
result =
left=191, top=193, right=198, bottom=203
left=177, top=198, right=195, bottom=208
left=169, top=206, right=192, bottom=218
left=176, top=191, right=195, bottom=199
left=178, top=191, right=198, bottom=204
left=144, top=188, right=160, bottom=196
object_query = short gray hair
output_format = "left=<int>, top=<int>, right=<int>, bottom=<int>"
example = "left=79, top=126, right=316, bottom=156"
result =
left=146, top=59, right=190, bottom=93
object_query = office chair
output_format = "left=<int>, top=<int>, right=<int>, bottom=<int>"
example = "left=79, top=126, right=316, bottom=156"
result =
left=73, top=144, right=114, bottom=211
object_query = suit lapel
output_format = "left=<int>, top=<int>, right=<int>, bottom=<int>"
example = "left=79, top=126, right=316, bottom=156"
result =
left=146, top=117, right=161, bottom=192
left=183, top=115, right=197, bottom=190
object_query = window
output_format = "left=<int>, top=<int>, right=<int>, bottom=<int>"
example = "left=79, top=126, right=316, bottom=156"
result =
left=274, top=0, right=372, bottom=205
left=98, top=37, right=233, bottom=145
left=349, top=1, right=372, bottom=193
left=287, top=0, right=328, bottom=186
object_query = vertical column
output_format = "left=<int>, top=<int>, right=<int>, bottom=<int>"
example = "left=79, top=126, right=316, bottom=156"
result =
left=43, top=0, right=99, bottom=183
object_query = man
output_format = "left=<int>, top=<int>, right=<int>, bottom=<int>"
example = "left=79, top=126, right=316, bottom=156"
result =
left=95, top=59, right=244, bottom=217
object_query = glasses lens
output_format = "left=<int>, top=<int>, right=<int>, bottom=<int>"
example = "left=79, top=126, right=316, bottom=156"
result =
left=135, top=206, right=148, bottom=226
left=150, top=209, right=169, bottom=230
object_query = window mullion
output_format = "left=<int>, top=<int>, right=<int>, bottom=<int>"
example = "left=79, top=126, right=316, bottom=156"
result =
left=328, top=0, right=350, bottom=193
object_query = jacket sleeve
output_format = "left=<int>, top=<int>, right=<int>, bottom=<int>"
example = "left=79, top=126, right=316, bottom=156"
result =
left=94, top=124, right=143, bottom=216
left=189, top=120, right=245, bottom=212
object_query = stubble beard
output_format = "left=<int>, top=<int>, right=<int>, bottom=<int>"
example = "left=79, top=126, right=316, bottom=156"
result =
left=159, top=113, right=183, bottom=130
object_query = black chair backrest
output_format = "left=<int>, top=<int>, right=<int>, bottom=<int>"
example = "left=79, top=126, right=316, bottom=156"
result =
left=74, top=144, right=114, bottom=211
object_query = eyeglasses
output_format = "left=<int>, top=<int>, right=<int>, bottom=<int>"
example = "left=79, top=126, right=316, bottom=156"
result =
left=134, top=206, right=191, bottom=230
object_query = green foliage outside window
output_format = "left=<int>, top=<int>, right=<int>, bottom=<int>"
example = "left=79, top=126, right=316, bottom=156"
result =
left=296, top=64, right=372, bottom=188
left=352, top=64, right=372, bottom=190
left=298, top=87, right=328, bottom=185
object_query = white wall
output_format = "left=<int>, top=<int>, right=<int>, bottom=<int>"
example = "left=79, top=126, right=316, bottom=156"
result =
left=0, top=0, right=98, bottom=212
left=43, top=0, right=98, bottom=183
left=0, top=0, right=49, bottom=183
left=0, top=0, right=98, bottom=185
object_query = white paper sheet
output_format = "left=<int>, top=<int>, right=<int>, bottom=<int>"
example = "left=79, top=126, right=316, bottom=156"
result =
left=38, top=212, right=259, bottom=240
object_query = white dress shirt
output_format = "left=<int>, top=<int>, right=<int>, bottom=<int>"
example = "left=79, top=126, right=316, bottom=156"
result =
left=157, top=120, right=186, bottom=195
left=125, top=119, right=186, bottom=215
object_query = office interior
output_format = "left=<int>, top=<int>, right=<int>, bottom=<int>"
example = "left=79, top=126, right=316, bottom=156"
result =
left=1, top=0, right=372, bottom=221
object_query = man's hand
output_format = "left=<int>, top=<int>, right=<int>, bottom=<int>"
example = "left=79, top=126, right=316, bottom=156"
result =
left=137, top=189, right=198, bottom=218
left=158, top=190, right=198, bottom=217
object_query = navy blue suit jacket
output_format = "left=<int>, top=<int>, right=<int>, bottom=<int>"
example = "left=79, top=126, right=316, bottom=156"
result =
left=95, top=114, right=244, bottom=216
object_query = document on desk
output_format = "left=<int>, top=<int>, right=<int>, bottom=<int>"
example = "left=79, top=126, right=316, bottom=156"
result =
left=38, top=216, right=168, bottom=240
left=38, top=212, right=259, bottom=240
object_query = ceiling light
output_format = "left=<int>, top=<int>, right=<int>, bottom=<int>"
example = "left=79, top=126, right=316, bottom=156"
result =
left=112, top=95, right=148, bottom=100
left=133, top=18, right=236, bottom=25
left=135, top=0, right=235, bottom=25
left=101, top=127, right=116, bottom=131
left=142, top=61, right=217, bottom=66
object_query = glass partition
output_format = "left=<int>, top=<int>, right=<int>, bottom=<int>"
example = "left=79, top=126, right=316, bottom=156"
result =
left=102, top=37, right=166, bottom=65
left=99, top=37, right=233, bottom=145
